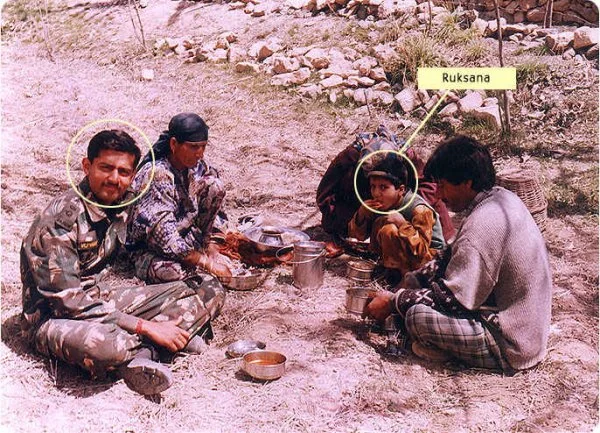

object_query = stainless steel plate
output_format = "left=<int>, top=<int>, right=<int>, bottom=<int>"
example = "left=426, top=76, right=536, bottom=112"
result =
left=226, top=340, right=267, bottom=358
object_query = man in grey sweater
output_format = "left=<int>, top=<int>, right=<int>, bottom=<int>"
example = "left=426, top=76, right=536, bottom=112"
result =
left=366, top=135, right=552, bottom=372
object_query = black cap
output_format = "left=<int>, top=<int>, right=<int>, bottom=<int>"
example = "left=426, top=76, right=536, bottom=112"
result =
left=168, top=112, right=209, bottom=143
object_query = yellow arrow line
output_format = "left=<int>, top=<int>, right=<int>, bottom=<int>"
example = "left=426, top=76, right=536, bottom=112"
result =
left=401, top=89, right=450, bottom=152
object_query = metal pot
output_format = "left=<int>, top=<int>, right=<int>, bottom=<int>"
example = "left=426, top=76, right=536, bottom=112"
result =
left=241, top=350, right=287, bottom=380
left=345, top=287, right=378, bottom=315
left=346, top=260, right=376, bottom=281
left=292, top=241, right=326, bottom=290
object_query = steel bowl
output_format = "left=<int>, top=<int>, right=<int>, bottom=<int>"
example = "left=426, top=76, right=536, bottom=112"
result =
left=345, top=287, right=378, bottom=315
left=243, top=225, right=309, bottom=254
left=226, top=340, right=266, bottom=358
left=219, top=269, right=264, bottom=291
left=346, top=260, right=376, bottom=281
left=241, top=350, right=286, bottom=381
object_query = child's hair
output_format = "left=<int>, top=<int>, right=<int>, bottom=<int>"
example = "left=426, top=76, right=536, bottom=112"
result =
left=366, top=154, right=408, bottom=188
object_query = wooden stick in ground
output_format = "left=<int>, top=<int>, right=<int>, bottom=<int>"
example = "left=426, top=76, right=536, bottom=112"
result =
left=493, top=0, right=511, bottom=136
left=544, top=0, right=554, bottom=28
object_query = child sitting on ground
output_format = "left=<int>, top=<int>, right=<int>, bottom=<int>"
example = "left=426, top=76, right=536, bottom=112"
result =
left=347, top=154, right=445, bottom=285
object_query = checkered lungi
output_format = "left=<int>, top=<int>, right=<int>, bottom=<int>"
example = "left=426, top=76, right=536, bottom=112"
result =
left=405, top=304, right=513, bottom=372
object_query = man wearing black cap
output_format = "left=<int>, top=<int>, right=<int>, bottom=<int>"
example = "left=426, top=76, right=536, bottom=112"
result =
left=127, top=113, right=229, bottom=337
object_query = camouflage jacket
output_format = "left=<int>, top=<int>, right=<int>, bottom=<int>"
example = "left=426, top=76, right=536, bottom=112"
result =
left=126, top=157, right=217, bottom=260
left=20, top=179, right=138, bottom=334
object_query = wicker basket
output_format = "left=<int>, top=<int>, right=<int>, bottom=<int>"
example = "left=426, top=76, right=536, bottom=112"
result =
left=497, top=168, right=548, bottom=232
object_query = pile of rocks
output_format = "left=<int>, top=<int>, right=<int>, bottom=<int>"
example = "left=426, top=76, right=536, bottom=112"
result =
left=469, top=15, right=599, bottom=60
left=229, top=0, right=597, bottom=26
left=463, top=0, right=598, bottom=26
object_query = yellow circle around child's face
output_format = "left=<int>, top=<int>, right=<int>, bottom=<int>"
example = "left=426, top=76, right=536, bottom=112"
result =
left=353, top=149, right=420, bottom=216
left=66, top=118, right=154, bottom=209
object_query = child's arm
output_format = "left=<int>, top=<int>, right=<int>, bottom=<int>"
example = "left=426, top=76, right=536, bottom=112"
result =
left=393, top=205, right=436, bottom=259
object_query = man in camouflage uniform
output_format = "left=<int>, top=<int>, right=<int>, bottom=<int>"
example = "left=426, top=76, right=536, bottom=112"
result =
left=20, top=129, right=224, bottom=395
left=127, top=112, right=232, bottom=283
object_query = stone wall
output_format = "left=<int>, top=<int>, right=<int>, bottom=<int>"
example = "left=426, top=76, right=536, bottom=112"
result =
left=444, top=0, right=599, bottom=26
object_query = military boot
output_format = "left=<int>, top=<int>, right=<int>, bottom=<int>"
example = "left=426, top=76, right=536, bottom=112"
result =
left=118, top=348, right=173, bottom=395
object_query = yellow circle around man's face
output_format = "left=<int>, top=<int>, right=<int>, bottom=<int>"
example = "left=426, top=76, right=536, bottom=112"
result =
left=66, top=118, right=154, bottom=209
left=353, top=149, right=419, bottom=216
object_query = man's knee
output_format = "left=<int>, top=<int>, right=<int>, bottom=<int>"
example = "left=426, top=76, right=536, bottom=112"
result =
left=405, top=304, right=436, bottom=342
left=185, top=275, right=225, bottom=319
left=36, top=319, right=138, bottom=373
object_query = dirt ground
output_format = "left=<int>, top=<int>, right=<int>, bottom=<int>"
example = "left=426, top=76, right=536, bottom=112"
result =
left=1, top=1, right=598, bottom=432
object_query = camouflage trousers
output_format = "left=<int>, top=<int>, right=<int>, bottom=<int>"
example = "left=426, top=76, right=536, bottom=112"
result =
left=33, top=276, right=225, bottom=377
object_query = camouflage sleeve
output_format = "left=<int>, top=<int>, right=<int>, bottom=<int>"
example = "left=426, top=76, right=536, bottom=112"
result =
left=27, top=217, right=137, bottom=330
left=130, top=166, right=195, bottom=260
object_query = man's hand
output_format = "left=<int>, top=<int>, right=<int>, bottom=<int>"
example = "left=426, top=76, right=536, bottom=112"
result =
left=365, top=291, right=394, bottom=322
left=140, top=318, right=190, bottom=353
left=207, top=258, right=232, bottom=279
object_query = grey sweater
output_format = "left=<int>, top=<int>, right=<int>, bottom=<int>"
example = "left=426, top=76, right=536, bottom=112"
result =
left=444, top=187, right=552, bottom=370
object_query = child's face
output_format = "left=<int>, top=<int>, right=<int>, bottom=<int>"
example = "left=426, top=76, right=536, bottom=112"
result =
left=369, top=176, right=405, bottom=211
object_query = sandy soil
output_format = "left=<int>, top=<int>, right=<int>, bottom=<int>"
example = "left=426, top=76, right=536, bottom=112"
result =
left=1, top=1, right=598, bottom=432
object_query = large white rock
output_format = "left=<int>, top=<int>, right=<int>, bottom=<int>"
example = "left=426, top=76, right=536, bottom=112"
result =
left=353, top=56, right=378, bottom=76
left=320, top=75, right=344, bottom=88
left=270, top=68, right=311, bottom=86
left=438, top=102, right=458, bottom=117
left=345, top=77, right=360, bottom=88
left=289, top=46, right=315, bottom=57
left=251, top=3, right=269, bottom=16
left=228, top=46, right=247, bottom=63
left=545, top=31, right=574, bottom=54
left=320, top=58, right=359, bottom=79
left=272, top=55, right=301, bottom=74
left=372, top=81, right=391, bottom=91
left=377, top=0, right=417, bottom=18
left=208, top=49, right=229, bottom=63
left=373, top=91, right=395, bottom=106
left=483, top=97, right=498, bottom=107
left=235, top=62, right=261, bottom=74
left=369, top=67, right=387, bottom=82
left=357, top=76, right=376, bottom=87
left=485, top=18, right=507, bottom=37
left=471, top=18, right=488, bottom=36
left=249, top=39, right=283, bottom=61
left=305, top=48, right=330, bottom=69
left=297, top=83, right=322, bottom=98
left=353, top=88, right=373, bottom=106
left=286, top=0, right=310, bottom=8
left=424, top=94, right=439, bottom=111
left=371, top=44, right=399, bottom=65
left=574, top=27, right=599, bottom=51
left=395, top=88, right=417, bottom=113
left=471, top=105, right=501, bottom=129
left=457, top=91, right=483, bottom=113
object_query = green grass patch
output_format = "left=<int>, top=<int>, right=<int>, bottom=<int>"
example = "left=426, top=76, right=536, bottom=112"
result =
left=463, top=40, right=489, bottom=62
left=386, top=34, right=445, bottom=85
left=516, top=61, right=551, bottom=86
left=546, top=166, right=598, bottom=216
